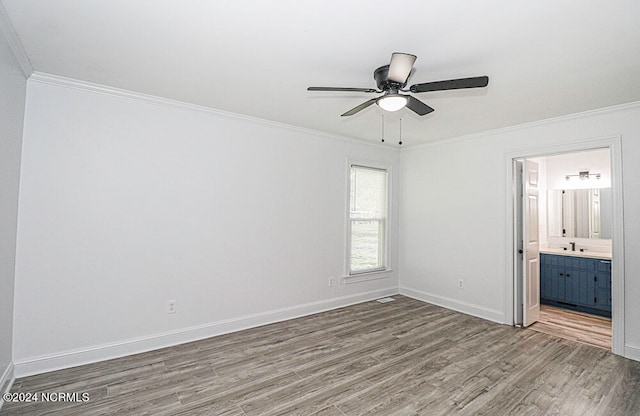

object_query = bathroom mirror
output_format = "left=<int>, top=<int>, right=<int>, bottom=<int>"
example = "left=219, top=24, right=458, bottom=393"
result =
left=547, top=188, right=612, bottom=239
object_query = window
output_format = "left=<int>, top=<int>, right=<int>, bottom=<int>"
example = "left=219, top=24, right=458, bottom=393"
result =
left=348, top=164, right=388, bottom=275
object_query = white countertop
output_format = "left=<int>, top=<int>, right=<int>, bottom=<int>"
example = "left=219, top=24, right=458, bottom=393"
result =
left=539, top=247, right=612, bottom=260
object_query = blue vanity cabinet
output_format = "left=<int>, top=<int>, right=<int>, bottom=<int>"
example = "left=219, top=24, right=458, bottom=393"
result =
left=540, top=253, right=611, bottom=317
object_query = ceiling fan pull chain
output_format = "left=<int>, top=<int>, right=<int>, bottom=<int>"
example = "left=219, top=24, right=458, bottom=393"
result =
left=398, top=118, right=403, bottom=146
left=381, top=114, right=385, bottom=143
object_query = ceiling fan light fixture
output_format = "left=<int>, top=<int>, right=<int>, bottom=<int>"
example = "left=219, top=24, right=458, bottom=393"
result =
left=377, top=94, right=408, bottom=112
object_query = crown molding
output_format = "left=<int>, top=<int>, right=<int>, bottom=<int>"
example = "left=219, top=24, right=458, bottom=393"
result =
left=24, top=71, right=640, bottom=154
left=0, top=1, right=33, bottom=77
left=403, top=101, right=640, bottom=152
left=28, top=72, right=396, bottom=152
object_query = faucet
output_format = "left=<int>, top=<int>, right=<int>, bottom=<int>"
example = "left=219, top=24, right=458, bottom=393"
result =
left=570, top=242, right=576, bottom=251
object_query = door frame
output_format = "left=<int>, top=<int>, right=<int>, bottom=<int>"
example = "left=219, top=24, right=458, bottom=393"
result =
left=504, top=135, right=625, bottom=356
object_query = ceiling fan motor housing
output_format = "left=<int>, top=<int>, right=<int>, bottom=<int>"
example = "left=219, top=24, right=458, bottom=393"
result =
left=374, top=65, right=405, bottom=91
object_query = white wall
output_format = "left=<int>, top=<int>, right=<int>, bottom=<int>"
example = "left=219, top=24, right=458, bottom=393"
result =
left=398, top=135, right=508, bottom=322
left=0, top=19, right=27, bottom=391
left=12, top=77, right=399, bottom=376
left=399, top=104, right=640, bottom=359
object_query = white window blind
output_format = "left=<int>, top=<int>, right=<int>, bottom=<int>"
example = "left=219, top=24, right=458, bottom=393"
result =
left=348, top=164, right=388, bottom=274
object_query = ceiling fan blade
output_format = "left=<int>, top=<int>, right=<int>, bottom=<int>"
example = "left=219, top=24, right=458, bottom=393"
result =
left=406, top=96, right=435, bottom=116
left=387, top=52, right=417, bottom=84
left=409, top=76, right=489, bottom=93
left=308, top=87, right=378, bottom=93
left=341, top=98, right=378, bottom=117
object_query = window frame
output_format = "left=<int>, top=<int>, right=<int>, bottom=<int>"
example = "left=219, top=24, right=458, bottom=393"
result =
left=345, top=159, right=392, bottom=279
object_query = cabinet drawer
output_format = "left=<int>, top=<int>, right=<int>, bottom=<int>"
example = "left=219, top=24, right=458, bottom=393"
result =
left=597, top=260, right=612, bottom=273
left=562, top=256, right=596, bottom=270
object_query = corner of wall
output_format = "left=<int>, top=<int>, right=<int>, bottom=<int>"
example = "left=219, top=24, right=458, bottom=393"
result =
left=399, top=286, right=505, bottom=324
left=0, top=362, right=16, bottom=410
left=0, top=2, right=33, bottom=78
left=0, top=0, right=29, bottom=402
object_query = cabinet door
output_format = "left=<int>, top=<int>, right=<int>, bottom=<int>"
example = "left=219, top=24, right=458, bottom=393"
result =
left=540, top=254, right=552, bottom=300
left=540, top=259, right=551, bottom=300
left=562, top=267, right=577, bottom=304
left=564, top=269, right=595, bottom=307
left=596, top=260, right=612, bottom=312
left=546, top=266, right=565, bottom=301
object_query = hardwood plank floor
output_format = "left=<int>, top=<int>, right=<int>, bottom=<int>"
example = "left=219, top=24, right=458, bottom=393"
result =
left=529, top=305, right=612, bottom=350
left=2, top=296, right=639, bottom=415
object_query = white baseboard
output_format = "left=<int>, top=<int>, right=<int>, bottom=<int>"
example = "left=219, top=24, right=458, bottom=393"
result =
left=399, top=286, right=504, bottom=324
left=624, top=344, right=640, bottom=362
left=13, top=288, right=398, bottom=378
left=0, top=362, right=15, bottom=411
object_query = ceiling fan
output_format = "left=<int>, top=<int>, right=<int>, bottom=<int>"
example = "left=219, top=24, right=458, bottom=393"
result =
left=308, top=53, right=489, bottom=117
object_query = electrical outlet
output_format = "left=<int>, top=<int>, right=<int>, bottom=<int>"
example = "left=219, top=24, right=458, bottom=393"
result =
left=167, top=300, right=177, bottom=314
left=328, top=277, right=335, bottom=287
left=458, top=279, right=464, bottom=289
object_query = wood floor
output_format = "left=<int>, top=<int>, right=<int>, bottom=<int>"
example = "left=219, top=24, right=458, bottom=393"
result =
left=529, top=305, right=612, bottom=350
left=3, top=296, right=640, bottom=415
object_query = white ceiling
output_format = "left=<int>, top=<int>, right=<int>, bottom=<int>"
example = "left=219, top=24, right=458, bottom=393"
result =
left=3, top=0, right=640, bottom=145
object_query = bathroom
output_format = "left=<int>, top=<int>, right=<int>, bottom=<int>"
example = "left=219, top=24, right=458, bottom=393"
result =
left=527, top=147, right=613, bottom=348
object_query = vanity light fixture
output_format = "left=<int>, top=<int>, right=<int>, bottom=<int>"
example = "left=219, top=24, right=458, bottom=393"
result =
left=565, top=170, right=601, bottom=181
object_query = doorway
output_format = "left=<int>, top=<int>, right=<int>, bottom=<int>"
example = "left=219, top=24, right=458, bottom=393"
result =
left=506, top=137, right=625, bottom=355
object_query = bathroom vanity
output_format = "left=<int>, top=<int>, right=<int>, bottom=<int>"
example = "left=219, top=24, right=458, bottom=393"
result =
left=539, top=250, right=611, bottom=317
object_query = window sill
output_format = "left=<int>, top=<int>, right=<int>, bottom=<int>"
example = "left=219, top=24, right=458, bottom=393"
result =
left=342, top=269, right=393, bottom=284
